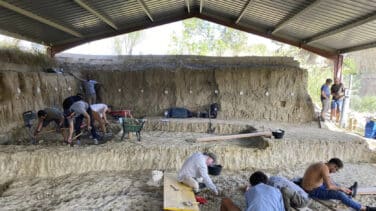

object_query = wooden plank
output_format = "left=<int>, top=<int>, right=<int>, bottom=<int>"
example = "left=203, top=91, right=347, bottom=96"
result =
left=194, top=131, right=272, bottom=142
left=164, top=173, right=199, bottom=211
left=357, top=187, right=376, bottom=195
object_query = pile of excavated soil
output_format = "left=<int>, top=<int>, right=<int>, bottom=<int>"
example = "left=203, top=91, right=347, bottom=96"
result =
left=1, top=163, right=375, bottom=210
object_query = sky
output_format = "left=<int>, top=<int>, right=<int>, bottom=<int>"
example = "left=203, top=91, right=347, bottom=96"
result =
left=0, top=19, right=278, bottom=55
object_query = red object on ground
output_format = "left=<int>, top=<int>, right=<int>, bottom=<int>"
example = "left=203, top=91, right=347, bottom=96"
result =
left=109, top=110, right=133, bottom=118
left=195, top=196, right=208, bottom=204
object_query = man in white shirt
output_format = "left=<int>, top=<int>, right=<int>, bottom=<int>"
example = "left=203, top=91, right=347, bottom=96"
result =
left=178, top=152, right=218, bottom=195
left=90, top=104, right=112, bottom=133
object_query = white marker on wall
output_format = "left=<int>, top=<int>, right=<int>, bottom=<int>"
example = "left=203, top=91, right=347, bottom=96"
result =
left=164, top=90, right=168, bottom=94
left=118, top=88, right=122, bottom=92
left=17, top=88, right=21, bottom=94
left=189, top=90, right=193, bottom=94
left=141, top=89, right=144, bottom=93
left=37, top=87, right=41, bottom=93
left=265, top=91, right=269, bottom=96
left=291, top=92, right=294, bottom=96
left=240, top=91, right=244, bottom=96
left=214, top=90, right=218, bottom=94
left=68, top=87, right=72, bottom=91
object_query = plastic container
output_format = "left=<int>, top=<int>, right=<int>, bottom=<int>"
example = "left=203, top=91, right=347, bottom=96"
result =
left=208, top=165, right=223, bottom=176
left=272, top=129, right=285, bottom=139
left=364, top=121, right=376, bottom=138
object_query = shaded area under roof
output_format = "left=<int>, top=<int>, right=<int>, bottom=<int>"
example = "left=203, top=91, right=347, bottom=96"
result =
left=0, top=0, right=375, bottom=59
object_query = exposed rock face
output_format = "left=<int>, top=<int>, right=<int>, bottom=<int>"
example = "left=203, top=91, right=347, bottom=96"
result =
left=58, top=55, right=314, bottom=122
left=0, top=66, right=80, bottom=137
left=0, top=54, right=314, bottom=142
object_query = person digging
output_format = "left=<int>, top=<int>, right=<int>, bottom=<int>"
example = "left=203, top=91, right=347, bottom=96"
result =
left=178, top=152, right=219, bottom=195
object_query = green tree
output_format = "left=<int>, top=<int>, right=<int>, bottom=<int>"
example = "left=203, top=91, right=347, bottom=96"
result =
left=113, top=31, right=144, bottom=55
left=168, top=18, right=249, bottom=56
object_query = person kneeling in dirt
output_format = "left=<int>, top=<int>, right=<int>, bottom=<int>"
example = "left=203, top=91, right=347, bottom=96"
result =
left=268, top=176, right=310, bottom=211
left=221, top=171, right=284, bottom=211
left=34, top=108, right=64, bottom=138
left=302, top=157, right=376, bottom=211
left=178, top=152, right=218, bottom=195
left=68, top=100, right=101, bottom=145
left=90, top=103, right=112, bottom=134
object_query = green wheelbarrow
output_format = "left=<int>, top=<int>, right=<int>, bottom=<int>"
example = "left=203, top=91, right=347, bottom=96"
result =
left=120, top=118, right=146, bottom=141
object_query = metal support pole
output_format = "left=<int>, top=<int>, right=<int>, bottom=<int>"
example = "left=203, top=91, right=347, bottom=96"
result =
left=333, top=55, right=343, bottom=81
left=340, top=75, right=352, bottom=128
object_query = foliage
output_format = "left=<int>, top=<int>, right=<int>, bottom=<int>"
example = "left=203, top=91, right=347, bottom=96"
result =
left=113, top=31, right=144, bottom=55
left=168, top=18, right=249, bottom=56
left=0, top=47, right=53, bottom=67
left=350, top=96, right=376, bottom=113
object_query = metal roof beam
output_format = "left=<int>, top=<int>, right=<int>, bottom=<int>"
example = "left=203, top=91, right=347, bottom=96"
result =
left=195, top=13, right=338, bottom=60
left=0, top=0, right=83, bottom=37
left=0, top=28, right=45, bottom=46
left=339, top=41, right=376, bottom=54
left=236, top=0, right=255, bottom=24
left=305, top=13, right=376, bottom=44
left=51, top=12, right=196, bottom=55
left=200, top=0, right=204, bottom=13
left=73, top=0, right=118, bottom=30
left=185, top=0, right=190, bottom=13
left=272, top=0, right=323, bottom=35
left=136, top=0, right=154, bottom=22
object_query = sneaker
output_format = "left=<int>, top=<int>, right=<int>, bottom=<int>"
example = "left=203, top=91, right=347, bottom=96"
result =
left=348, top=182, right=358, bottom=198
left=93, top=139, right=99, bottom=145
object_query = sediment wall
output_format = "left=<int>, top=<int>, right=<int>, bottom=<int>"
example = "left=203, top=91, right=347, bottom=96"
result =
left=1, top=54, right=314, bottom=142
left=58, top=55, right=314, bottom=122
left=0, top=136, right=372, bottom=181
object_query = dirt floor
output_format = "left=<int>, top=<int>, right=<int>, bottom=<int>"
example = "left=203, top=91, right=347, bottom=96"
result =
left=0, top=119, right=375, bottom=210
left=0, top=163, right=376, bottom=211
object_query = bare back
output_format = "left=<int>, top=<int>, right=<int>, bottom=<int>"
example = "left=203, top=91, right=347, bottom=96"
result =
left=302, top=162, right=326, bottom=191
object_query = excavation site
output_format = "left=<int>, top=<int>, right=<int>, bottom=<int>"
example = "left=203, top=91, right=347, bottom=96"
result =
left=0, top=54, right=375, bottom=211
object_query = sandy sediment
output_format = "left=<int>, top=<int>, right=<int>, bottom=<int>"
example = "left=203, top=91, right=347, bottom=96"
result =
left=0, top=119, right=374, bottom=182
left=0, top=164, right=375, bottom=211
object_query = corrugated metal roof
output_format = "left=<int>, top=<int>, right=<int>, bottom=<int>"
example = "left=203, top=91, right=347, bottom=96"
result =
left=0, top=0, right=375, bottom=57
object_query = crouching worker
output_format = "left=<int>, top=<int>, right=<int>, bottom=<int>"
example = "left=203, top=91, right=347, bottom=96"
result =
left=62, top=110, right=75, bottom=145
left=90, top=103, right=112, bottom=133
left=268, top=176, right=310, bottom=211
left=69, top=100, right=101, bottom=145
left=221, top=171, right=284, bottom=211
left=302, top=158, right=376, bottom=211
left=34, top=108, right=64, bottom=138
left=178, top=152, right=218, bottom=195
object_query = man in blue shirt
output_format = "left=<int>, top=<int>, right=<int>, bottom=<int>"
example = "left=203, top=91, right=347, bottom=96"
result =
left=220, top=171, right=284, bottom=211
left=320, top=78, right=332, bottom=121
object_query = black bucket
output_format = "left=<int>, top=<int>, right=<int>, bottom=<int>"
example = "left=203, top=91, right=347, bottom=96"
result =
left=208, top=164, right=223, bottom=176
left=272, top=129, right=285, bottom=139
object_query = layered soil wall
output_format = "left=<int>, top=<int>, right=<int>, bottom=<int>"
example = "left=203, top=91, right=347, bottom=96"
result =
left=0, top=133, right=372, bottom=181
left=58, top=55, right=314, bottom=122
left=0, top=54, right=314, bottom=142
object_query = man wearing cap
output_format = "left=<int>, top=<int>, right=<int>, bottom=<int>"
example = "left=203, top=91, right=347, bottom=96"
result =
left=178, top=152, right=218, bottom=195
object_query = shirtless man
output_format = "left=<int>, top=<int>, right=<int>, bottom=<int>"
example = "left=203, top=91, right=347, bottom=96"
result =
left=302, top=158, right=375, bottom=211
